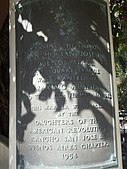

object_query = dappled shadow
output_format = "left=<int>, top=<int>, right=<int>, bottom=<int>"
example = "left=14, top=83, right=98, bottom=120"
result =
left=15, top=0, right=116, bottom=167
left=17, top=93, right=35, bottom=142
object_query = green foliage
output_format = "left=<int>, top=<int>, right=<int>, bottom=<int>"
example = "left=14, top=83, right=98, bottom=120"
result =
left=110, top=0, right=127, bottom=110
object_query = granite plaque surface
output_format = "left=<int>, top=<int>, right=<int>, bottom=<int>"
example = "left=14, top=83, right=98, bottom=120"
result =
left=15, top=0, right=119, bottom=168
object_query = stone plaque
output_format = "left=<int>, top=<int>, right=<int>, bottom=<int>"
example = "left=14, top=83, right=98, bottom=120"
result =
left=9, top=0, right=123, bottom=169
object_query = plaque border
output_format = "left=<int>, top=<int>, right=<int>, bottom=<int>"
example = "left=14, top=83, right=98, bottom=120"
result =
left=9, top=0, right=16, bottom=168
left=9, top=0, right=123, bottom=169
left=107, top=0, right=123, bottom=168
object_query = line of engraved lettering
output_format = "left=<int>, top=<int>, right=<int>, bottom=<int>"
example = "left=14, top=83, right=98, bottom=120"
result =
left=35, top=119, right=74, bottom=126
left=68, top=92, right=93, bottom=99
left=71, top=104, right=103, bottom=111
left=50, top=67, right=73, bottom=74
left=81, top=142, right=109, bottom=150
left=99, top=134, right=106, bottom=140
left=78, top=119, right=87, bottom=124
left=41, top=93, right=66, bottom=100
left=45, top=105, right=58, bottom=110
left=46, top=84, right=67, bottom=90
left=57, top=112, right=65, bottom=117
left=56, top=74, right=101, bottom=82
left=89, top=118, right=97, bottom=124
left=78, top=43, right=100, bottom=50
left=57, top=75, right=86, bottom=81
left=80, top=51, right=94, bottom=57
left=63, top=153, right=78, bottom=160
left=72, top=104, right=92, bottom=110
left=68, top=126, right=103, bottom=133
left=29, top=144, right=52, bottom=151
left=64, top=43, right=75, bottom=48
left=68, top=112, right=78, bottom=117
left=38, top=50, right=103, bottom=59
left=40, top=51, right=56, bottom=57
left=60, top=51, right=77, bottom=57
left=30, top=128, right=64, bottom=134
left=39, top=58, right=97, bottom=68
left=76, top=67, right=100, bottom=74
left=71, top=84, right=99, bottom=90
left=39, top=59, right=85, bottom=67
left=64, top=42, right=100, bottom=50
left=45, top=43, right=57, bottom=49
left=31, top=106, right=42, bottom=112
left=60, top=51, right=103, bottom=59
left=31, top=136, right=60, bottom=143
left=45, top=105, right=69, bottom=110
left=82, top=134, right=98, bottom=141
left=57, top=144, right=77, bottom=151
left=76, top=67, right=91, bottom=73
left=53, top=50, right=101, bottom=59
left=65, top=136, right=79, bottom=142
left=52, top=59, right=81, bottom=66
left=36, top=43, right=57, bottom=49
left=96, top=92, right=112, bottom=100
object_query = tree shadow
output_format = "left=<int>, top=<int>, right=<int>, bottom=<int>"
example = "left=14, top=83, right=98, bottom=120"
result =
left=15, top=0, right=116, bottom=168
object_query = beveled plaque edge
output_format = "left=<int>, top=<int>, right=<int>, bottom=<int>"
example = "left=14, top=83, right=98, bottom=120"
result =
left=107, top=0, right=123, bottom=169
left=9, top=0, right=17, bottom=169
